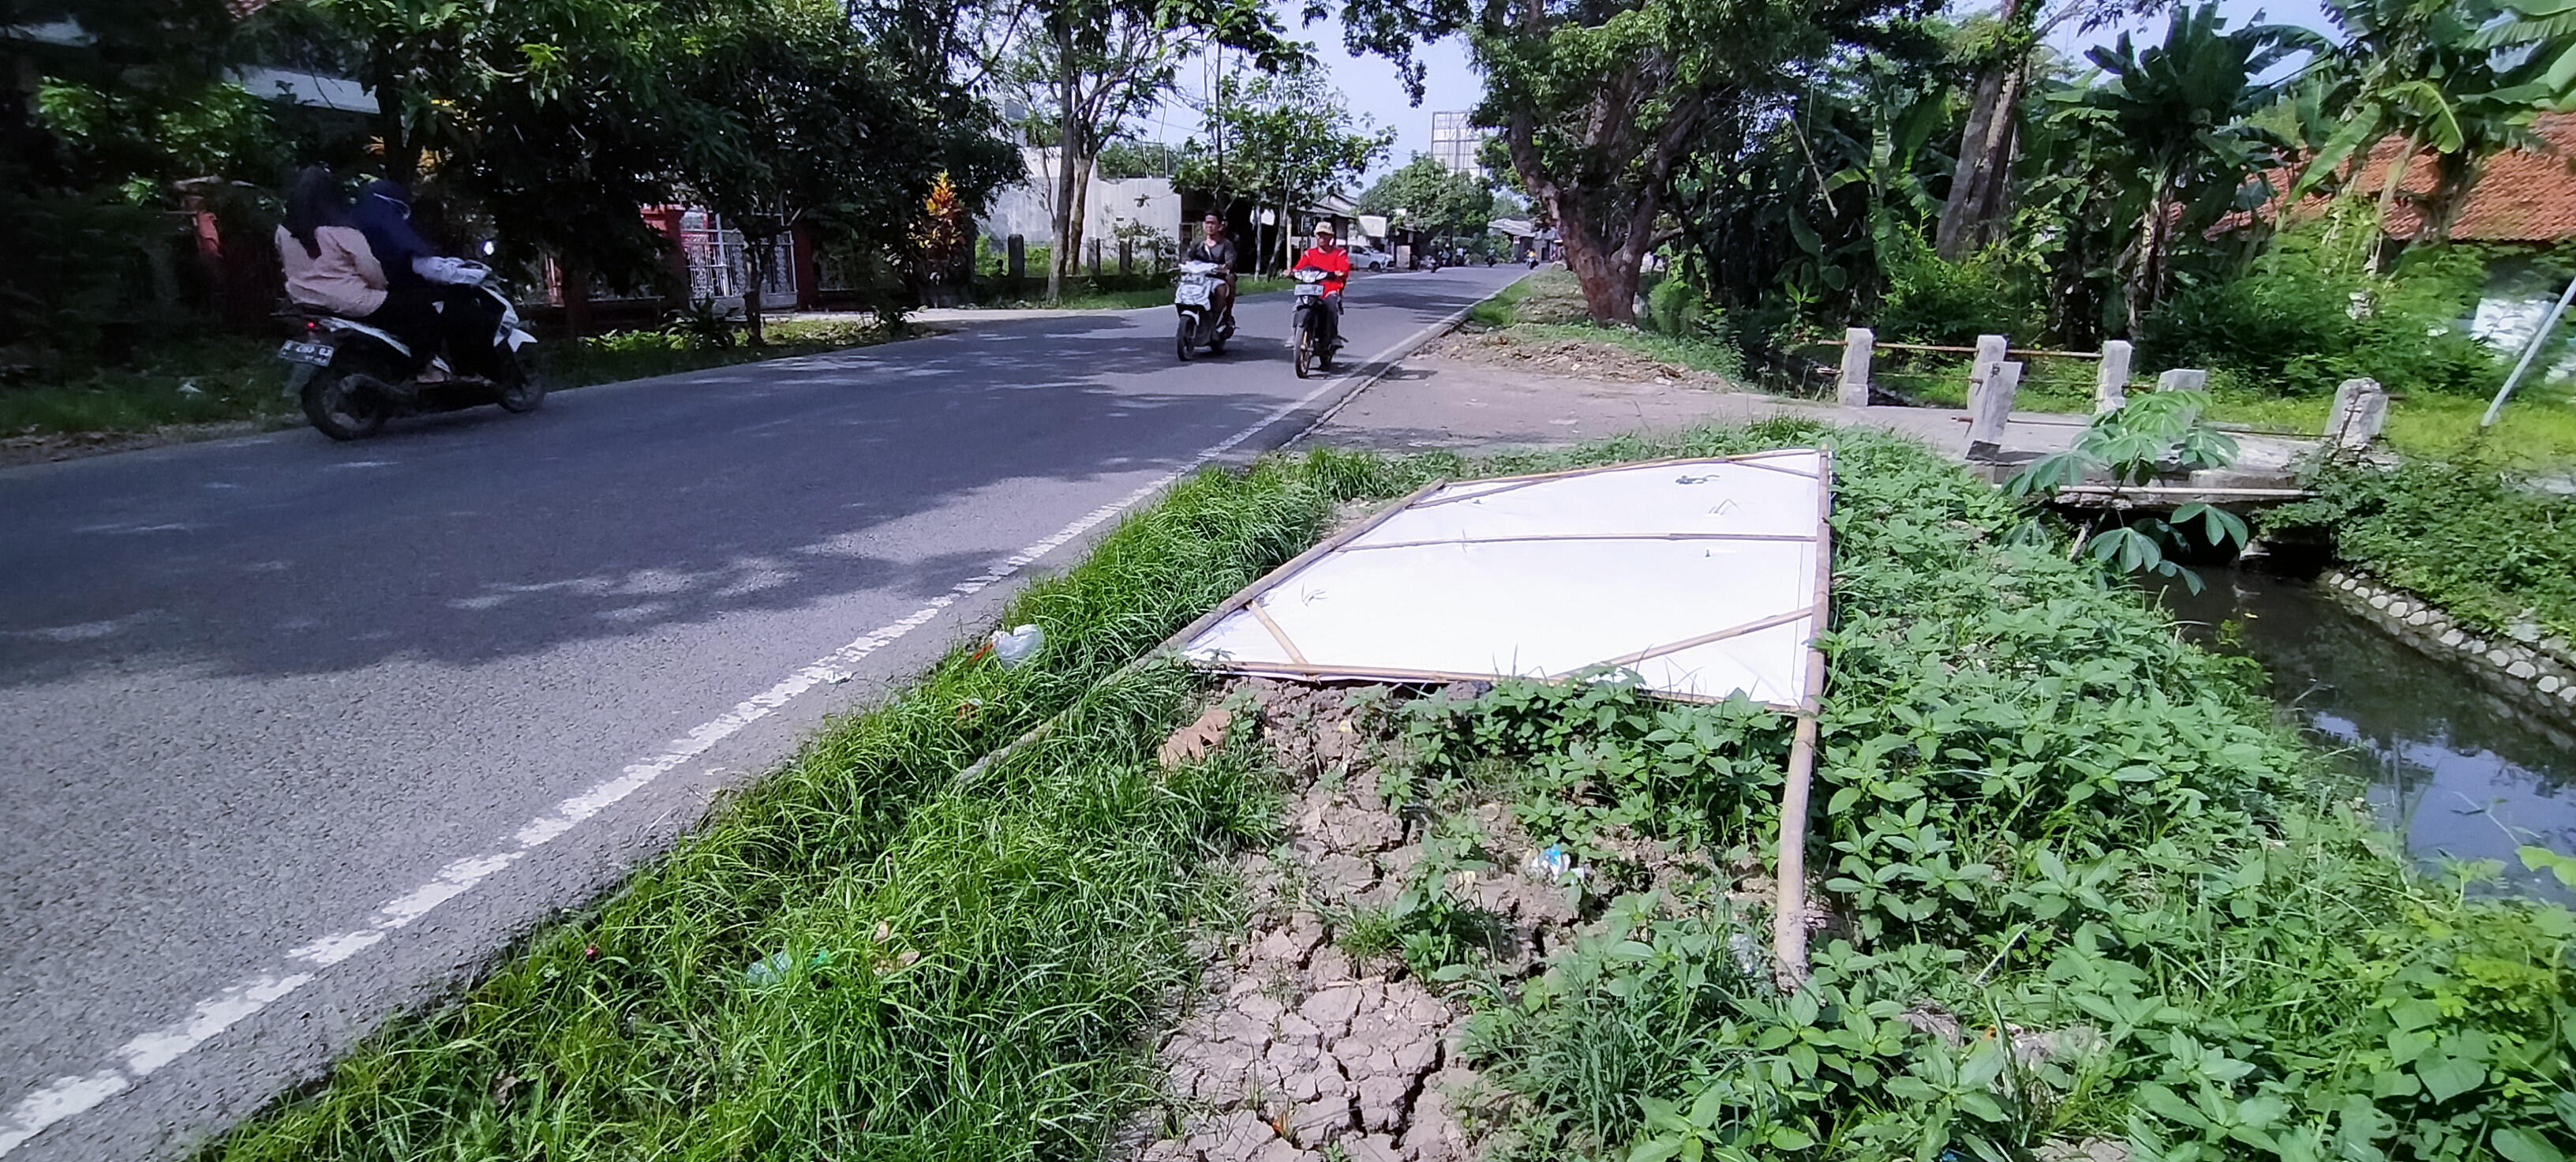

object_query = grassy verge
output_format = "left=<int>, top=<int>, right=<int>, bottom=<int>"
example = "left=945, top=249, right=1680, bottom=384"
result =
left=1462, top=269, right=1747, bottom=379
left=535, top=315, right=895, bottom=390
left=0, top=333, right=294, bottom=437
left=210, top=458, right=1343, bottom=1161
left=1892, top=353, right=2576, bottom=470
left=211, top=422, right=2574, bottom=1162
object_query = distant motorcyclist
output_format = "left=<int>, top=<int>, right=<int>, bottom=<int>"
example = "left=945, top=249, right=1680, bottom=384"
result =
left=1293, top=220, right=1352, bottom=353
left=1182, top=212, right=1239, bottom=330
left=351, top=179, right=504, bottom=379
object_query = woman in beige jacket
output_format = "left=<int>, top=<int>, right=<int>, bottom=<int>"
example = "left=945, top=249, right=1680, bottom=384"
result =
left=276, top=167, right=447, bottom=378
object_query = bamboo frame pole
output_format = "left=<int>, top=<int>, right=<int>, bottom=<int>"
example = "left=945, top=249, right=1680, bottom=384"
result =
left=1773, top=449, right=1836, bottom=987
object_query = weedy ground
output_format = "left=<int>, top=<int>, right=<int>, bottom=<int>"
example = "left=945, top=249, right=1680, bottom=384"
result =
left=207, top=423, right=2574, bottom=1162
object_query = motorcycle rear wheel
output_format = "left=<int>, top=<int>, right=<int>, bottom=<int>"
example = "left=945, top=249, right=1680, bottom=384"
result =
left=301, top=365, right=388, bottom=440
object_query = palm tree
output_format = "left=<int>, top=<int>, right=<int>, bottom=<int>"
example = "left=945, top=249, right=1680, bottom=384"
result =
left=2080, top=3, right=2317, bottom=330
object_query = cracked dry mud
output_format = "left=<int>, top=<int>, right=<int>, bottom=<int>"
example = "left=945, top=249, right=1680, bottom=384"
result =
left=1130, top=680, right=1496, bottom=1162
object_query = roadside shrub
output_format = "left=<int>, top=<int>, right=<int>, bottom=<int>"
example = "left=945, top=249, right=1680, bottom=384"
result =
left=2140, top=249, right=2501, bottom=399
left=1874, top=247, right=2038, bottom=347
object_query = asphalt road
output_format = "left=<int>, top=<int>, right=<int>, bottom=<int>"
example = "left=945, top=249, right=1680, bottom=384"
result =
left=0, top=265, right=1522, bottom=1160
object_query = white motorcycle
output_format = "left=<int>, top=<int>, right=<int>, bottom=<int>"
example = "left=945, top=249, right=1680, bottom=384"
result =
left=275, top=268, right=541, bottom=441
left=1173, top=260, right=1233, bottom=360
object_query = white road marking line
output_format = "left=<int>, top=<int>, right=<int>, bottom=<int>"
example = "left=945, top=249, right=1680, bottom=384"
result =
left=0, top=287, right=1485, bottom=1156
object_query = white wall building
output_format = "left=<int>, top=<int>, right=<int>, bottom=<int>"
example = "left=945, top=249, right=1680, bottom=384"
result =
left=979, top=147, right=1183, bottom=261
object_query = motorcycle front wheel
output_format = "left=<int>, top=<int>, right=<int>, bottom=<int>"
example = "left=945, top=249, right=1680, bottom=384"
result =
left=495, top=349, right=545, bottom=413
left=1293, top=325, right=1312, bottom=379
left=301, top=363, right=388, bottom=441
left=1176, top=317, right=1195, bottom=362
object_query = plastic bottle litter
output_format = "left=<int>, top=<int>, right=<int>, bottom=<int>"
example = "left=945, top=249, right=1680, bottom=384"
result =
left=1524, top=845, right=1586, bottom=883
left=743, top=950, right=831, bottom=986
left=990, top=624, right=1045, bottom=668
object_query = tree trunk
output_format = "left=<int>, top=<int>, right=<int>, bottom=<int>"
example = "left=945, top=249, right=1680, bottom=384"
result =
left=2368, top=133, right=2420, bottom=274
left=2124, top=182, right=2174, bottom=335
left=1048, top=17, right=1076, bottom=304
left=1934, top=2, right=2025, bottom=261
left=1934, top=56, right=2024, bottom=261
left=743, top=235, right=768, bottom=345
left=1067, top=148, right=1095, bottom=286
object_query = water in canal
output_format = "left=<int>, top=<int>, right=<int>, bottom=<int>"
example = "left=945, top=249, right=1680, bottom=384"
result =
left=2160, top=568, right=2576, bottom=902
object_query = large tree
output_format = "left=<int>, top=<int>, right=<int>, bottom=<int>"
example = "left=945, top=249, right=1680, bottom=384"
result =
left=1329, top=0, right=1915, bottom=324
left=1017, top=0, right=1297, bottom=302
left=680, top=0, right=1013, bottom=337
left=1183, top=69, right=1391, bottom=272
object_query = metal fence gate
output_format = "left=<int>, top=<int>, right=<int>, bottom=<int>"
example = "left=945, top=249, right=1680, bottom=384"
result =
left=676, top=211, right=796, bottom=304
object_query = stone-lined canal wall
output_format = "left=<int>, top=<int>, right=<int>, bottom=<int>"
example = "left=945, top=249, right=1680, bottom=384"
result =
left=2321, top=569, right=2576, bottom=725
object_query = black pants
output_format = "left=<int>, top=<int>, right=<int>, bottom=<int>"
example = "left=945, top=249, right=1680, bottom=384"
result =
left=361, top=287, right=501, bottom=377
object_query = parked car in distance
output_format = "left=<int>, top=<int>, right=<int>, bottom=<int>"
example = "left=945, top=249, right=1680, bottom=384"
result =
left=1346, top=245, right=1393, bottom=272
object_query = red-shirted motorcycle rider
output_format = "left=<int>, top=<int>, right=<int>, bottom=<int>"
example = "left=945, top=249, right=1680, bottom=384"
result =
left=1293, top=220, right=1352, bottom=354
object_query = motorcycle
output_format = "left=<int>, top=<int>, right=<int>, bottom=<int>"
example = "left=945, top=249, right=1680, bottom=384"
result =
left=1172, top=260, right=1232, bottom=361
left=275, top=270, right=541, bottom=440
left=1289, top=267, right=1339, bottom=380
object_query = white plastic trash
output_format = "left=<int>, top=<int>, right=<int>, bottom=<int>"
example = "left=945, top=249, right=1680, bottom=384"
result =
left=990, top=624, right=1045, bottom=668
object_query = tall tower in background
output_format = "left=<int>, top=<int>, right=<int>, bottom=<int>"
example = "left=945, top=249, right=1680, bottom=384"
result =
left=1430, top=112, right=1488, bottom=176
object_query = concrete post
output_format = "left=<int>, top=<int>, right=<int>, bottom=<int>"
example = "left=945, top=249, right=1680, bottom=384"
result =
left=1007, top=234, right=1025, bottom=285
left=1837, top=327, right=1874, bottom=408
left=2096, top=339, right=2133, bottom=414
left=2324, top=377, right=2389, bottom=451
left=2158, top=368, right=2209, bottom=392
left=1968, top=359, right=2022, bottom=461
left=1088, top=238, right=1103, bottom=278
left=1118, top=239, right=1133, bottom=276
left=1967, top=334, right=2009, bottom=401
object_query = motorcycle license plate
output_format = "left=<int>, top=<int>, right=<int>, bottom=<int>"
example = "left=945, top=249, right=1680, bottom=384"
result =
left=277, top=339, right=334, bottom=366
left=1294, top=283, right=1324, bottom=299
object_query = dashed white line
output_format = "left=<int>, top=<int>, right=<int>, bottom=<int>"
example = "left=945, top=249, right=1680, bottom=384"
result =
left=0, top=284, right=1491, bottom=1156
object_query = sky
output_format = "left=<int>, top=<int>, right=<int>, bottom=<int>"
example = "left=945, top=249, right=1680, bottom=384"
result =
left=1140, top=0, right=2345, bottom=189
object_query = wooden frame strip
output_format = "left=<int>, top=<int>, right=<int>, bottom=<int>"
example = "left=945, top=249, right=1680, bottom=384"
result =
left=1591, top=606, right=1816, bottom=669
left=1409, top=449, right=1825, bottom=509
left=1245, top=599, right=1309, bottom=665
left=1774, top=447, right=1837, bottom=988
left=1339, top=530, right=1816, bottom=552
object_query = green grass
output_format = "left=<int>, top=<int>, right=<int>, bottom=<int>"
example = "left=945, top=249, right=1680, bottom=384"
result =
left=1466, top=270, right=1552, bottom=328
left=0, top=332, right=296, bottom=437
left=535, top=314, right=895, bottom=391
left=1460, top=270, right=1745, bottom=380
left=209, top=457, right=1342, bottom=1162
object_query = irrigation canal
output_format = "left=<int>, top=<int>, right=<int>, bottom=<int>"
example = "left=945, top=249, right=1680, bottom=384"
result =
left=2165, top=569, right=2576, bottom=903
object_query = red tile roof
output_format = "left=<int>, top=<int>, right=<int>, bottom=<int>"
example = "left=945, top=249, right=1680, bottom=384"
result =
left=2227, top=112, right=2576, bottom=243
